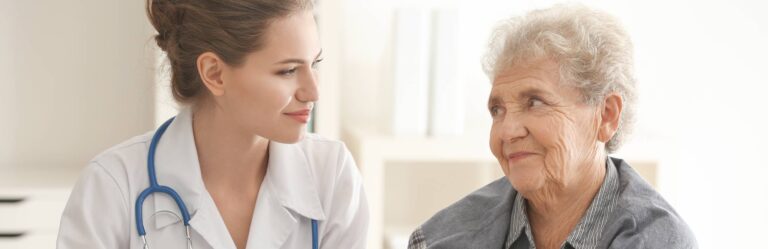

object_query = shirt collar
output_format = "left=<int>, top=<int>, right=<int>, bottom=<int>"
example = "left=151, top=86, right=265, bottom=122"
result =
left=565, top=157, right=620, bottom=248
left=505, top=158, right=620, bottom=249
left=506, top=192, right=534, bottom=248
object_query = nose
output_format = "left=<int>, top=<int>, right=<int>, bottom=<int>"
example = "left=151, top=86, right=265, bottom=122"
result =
left=499, top=112, right=528, bottom=143
left=296, top=68, right=319, bottom=103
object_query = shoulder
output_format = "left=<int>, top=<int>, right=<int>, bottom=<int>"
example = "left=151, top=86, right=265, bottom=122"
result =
left=413, top=178, right=515, bottom=248
left=605, top=158, right=698, bottom=248
left=77, top=131, right=153, bottom=198
left=430, top=177, right=514, bottom=222
left=90, top=131, right=153, bottom=174
left=293, top=133, right=354, bottom=177
left=63, top=131, right=153, bottom=218
left=423, top=177, right=513, bottom=227
left=289, top=133, right=361, bottom=198
left=295, top=133, right=349, bottom=155
left=58, top=134, right=150, bottom=248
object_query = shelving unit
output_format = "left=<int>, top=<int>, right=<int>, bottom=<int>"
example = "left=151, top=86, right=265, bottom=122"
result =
left=344, top=128, right=502, bottom=249
left=0, top=168, right=79, bottom=248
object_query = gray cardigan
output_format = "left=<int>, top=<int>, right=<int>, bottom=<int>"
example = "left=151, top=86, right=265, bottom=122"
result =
left=409, top=157, right=697, bottom=249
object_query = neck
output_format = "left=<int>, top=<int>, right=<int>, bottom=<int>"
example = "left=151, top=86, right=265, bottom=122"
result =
left=525, top=154, right=607, bottom=247
left=192, top=104, right=269, bottom=194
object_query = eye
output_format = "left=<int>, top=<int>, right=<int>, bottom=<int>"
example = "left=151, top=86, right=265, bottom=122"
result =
left=489, top=105, right=504, bottom=117
left=278, top=67, right=298, bottom=76
left=528, top=98, right=545, bottom=108
left=311, top=58, right=324, bottom=70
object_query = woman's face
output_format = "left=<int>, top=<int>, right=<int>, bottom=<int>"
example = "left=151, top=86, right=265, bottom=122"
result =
left=216, top=10, right=321, bottom=143
left=488, top=59, right=603, bottom=196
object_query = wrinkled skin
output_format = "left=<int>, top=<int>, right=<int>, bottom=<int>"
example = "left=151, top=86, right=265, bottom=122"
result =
left=487, top=58, right=623, bottom=248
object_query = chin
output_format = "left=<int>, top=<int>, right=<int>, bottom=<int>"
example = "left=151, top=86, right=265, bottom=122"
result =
left=506, top=171, right=545, bottom=195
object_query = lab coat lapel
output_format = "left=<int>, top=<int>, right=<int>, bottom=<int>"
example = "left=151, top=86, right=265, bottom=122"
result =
left=245, top=141, right=326, bottom=249
left=189, top=194, right=239, bottom=249
left=245, top=178, right=300, bottom=249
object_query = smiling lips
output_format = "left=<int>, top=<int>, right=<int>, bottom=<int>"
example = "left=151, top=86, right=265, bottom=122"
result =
left=284, top=109, right=311, bottom=123
left=507, top=151, right=536, bottom=163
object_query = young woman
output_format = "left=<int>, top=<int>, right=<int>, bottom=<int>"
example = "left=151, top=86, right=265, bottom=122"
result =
left=57, top=1, right=368, bottom=248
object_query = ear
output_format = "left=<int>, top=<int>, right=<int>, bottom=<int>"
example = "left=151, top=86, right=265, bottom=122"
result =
left=597, top=93, right=623, bottom=143
left=197, top=52, right=226, bottom=97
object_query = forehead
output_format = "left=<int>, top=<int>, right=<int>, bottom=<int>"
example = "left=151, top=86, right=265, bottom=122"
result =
left=250, top=11, right=320, bottom=60
left=491, top=59, right=561, bottom=95
left=489, top=58, right=587, bottom=104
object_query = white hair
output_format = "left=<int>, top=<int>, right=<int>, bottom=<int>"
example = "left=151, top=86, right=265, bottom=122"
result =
left=483, top=4, right=637, bottom=153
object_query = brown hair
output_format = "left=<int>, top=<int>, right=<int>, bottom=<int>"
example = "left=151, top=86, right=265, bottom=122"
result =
left=146, top=0, right=313, bottom=104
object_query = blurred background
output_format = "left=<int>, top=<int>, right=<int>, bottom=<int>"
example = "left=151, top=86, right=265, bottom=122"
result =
left=1, top=0, right=767, bottom=248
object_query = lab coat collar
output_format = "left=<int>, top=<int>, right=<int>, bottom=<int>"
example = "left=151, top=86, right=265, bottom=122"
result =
left=244, top=143, right=327, bottom=249
left=150, top=109, right=326, bottom=247
left=264, top=140, right=326, bottom=221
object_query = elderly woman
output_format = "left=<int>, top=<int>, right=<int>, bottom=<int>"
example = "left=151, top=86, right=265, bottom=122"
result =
left=408, top=5, right=696, bottom=249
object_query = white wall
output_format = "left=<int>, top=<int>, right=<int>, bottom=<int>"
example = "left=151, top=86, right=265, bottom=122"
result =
left=0, top=1, right=19, bottom=166
left=608, top=1, right=768, bottom=247
left=0, top=0, right=156, bottom=170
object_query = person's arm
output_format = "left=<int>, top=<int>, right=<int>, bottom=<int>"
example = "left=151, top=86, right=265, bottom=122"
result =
left=57, top=162, right=130, bottom=249
left=320, top=145, right=369, bottom=248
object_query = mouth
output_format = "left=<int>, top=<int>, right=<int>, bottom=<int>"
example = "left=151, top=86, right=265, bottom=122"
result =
left=507, top=151, right=536, bottom=163
left=284, top=109, right=311, bottom=124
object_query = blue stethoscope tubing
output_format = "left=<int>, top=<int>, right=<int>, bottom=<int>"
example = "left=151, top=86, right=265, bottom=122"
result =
left=135, top=117, right=320, bottom=249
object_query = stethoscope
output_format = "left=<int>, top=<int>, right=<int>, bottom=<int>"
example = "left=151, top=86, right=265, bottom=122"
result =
left=135, top=117, right=320, bottom=249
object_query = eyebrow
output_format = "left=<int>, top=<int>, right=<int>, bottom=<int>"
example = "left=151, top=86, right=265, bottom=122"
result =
left=274, top=49, right=323, bottom=65
left=487, top=96, right=501, bottom=107
left=517, top=88, right=550, bottom=99
left=487, top=87, right=551, bottom=106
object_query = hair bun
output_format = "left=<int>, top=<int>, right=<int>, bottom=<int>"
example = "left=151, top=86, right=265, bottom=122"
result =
left=147, top=0, right=183, bottom=52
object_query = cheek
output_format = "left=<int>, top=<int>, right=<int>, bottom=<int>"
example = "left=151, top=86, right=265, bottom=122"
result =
left=489, top=124, right=503, bottom=157
left=233, top=76, right=293, bottom=112
left=489, top=124, right=508, bottom=174
left=224, top=74, right=297, bottom=137
left=528, top=112, right=579, bottom=181
left=528, top=114, right=570, bottom=152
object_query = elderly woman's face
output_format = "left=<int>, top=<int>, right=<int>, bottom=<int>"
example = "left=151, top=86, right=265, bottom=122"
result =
left=488, top=59, right=603, bottom=195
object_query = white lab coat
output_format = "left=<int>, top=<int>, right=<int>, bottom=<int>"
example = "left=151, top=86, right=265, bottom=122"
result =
left=57, top=109, right=369, bottom=249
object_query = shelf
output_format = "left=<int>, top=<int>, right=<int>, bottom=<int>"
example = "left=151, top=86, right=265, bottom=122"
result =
left=0, top=168, right=77, bottom=248
left=343, top=128, right=499, bottom=249
left=0, top=168, right=79, bottom=195
left=344, top=128, right=497, bottom=163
